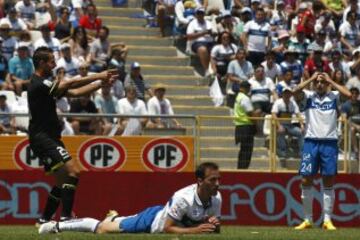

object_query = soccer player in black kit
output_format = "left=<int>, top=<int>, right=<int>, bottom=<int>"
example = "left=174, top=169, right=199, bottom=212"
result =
left=28, top=47, right=117, bottom=225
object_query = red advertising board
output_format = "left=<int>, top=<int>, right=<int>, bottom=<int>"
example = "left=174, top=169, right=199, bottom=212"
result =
left=0, top=171, right=359, bottom=227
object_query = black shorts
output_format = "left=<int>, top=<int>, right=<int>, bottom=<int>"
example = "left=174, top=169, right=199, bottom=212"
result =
left=29, top=133, right=72, bottom=174
left=191, top=42, right=214, bottom=53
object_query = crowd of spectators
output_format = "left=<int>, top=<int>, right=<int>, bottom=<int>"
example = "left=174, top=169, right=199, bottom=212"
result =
left=158, top=0, right=360, bottom=158
left=0, top=0, right=180, bottom=136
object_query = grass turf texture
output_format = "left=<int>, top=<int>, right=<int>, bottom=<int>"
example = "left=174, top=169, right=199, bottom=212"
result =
left=1, top=226, right=360, bottom=240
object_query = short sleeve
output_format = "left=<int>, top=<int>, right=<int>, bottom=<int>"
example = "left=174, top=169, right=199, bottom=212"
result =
left=268, top=78, right=275, bottom=91
left=271, top=100, right=279, bottom=113
left=186, top=21, right=195, bottom=34
left=243, top=21, right=250, bottom=33
left=227, top=61, right=235, bottom=74
left=210, top=45, right=219, bottom=58
left=139, top=101, right=148, bottom=115
left=240, top=96, right=254, bottom=113
left=167, top=196, right=188, bottom=221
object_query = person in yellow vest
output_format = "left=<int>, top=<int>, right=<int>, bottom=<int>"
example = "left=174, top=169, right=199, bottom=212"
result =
left=234, top=81, right=260, bottom=169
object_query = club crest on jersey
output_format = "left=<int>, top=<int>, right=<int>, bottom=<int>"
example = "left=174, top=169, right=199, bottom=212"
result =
left=42, top=79, right=53, bottom=88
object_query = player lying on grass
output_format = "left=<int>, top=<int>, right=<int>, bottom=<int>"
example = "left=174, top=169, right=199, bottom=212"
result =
left=39, top=162, right=222, bottom=234
left=293, top=72, right=351, bottom=230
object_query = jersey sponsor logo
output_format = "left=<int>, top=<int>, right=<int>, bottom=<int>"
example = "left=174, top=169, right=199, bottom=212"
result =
left=78, top=138, right=126, bottom=171
left=13, top=139, right=43, bottom=170
left=141, top=138, right=189, bottom=172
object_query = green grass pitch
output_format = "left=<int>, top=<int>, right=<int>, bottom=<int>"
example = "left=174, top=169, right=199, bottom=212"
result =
left=1, top=226, right=360, bottom=240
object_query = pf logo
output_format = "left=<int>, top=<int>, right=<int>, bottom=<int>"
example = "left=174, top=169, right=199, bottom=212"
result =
left=13, top=139, right=42, bottom=170
left=142, top=138, right=189, bottom=172
left=78, top=138, right=126, bottom=171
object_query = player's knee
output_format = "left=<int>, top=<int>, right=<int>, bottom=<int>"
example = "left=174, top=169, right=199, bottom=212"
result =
left=301, top=177, right=313, bottom=186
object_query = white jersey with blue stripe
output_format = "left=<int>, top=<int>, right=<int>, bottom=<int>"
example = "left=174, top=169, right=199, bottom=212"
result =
left=304, top=90, right=339, bottom=140
left=150, top=184, right=222, bottom=233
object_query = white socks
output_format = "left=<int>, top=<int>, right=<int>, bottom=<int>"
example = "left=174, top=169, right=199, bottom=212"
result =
left=323, top=187, right=335, bottom=222
left=58, top=218, right=100, bottom=233
left=301, top=185, right=335, bottom=222
left=301, top=186, right=313, bottom=222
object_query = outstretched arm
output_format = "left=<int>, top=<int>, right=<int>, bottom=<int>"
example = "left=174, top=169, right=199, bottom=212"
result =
left=55, top=69, right=117, bottom=94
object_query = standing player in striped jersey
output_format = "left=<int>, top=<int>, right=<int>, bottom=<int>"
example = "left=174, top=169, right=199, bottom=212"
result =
left=293, top=72, right=351, bottom=230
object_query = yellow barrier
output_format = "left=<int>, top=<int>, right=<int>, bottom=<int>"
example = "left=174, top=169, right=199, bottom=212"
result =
left=0, top=136, right=194, bottom=172
left=196, top=116, right=351, bottom=173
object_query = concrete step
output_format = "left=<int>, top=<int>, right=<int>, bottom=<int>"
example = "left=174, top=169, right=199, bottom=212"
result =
left=96, top=0, right=115, bottom=7
left=127, top=56, right=188, bottom=66
left=167, top=96, right=213, bottom=106
left=200, top=147, right=270, bottom=159
left=146, top=75, right=201, bottom=86
left=128, top=45, right=177, bottom=57
left=103, top=16, right=146, bottom=27
left=109, top=36, right=172, bottom=47
left=157, top=85, right=208, bottom=95
left=125, top=64, right=193, bottom=75
left=199, top=136, right=268, bottom=148
left=108, top=25, right=159, bottom=36
left=98, top=7, right=143, bottom=17
left=199, top=117, right=233, bottom=127
left=174, top=106, right=229, bottom=115
left=199, top=126, right=234, bottom=137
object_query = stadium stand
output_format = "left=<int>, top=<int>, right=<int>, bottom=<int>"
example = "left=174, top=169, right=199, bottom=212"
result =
left=0, top=0, right=359, bottom=172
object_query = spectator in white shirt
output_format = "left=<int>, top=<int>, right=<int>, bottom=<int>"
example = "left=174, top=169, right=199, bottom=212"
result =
left=271, top=87, right=304, bottom=159
left=117, top=86, right=148, bottom=135
left=56, top=43, right=81, bottom=77
left=34, top=24, right=61, bottom=60
left=147, top=84, right=181, bottom=128
left=0, top=7, right=28, bottom=33
left=339, top=11, right=360, bottom=55
left=242, top=7, right=271, bottom=67
left=174, top=0, right=197, bottom=34
left=248, top=65, right=277, bottom=114
left=210, top=31, right=238, bottom=92
left=0, top=23, right=18, bottom=61
left=261, top=50, right=281, bottom=82
left=15, top=0, right=36, bottom=29
left=186, top=7, right=216, bottom=76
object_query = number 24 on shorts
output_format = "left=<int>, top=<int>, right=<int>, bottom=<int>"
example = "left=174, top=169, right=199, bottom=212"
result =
left=300, top=162, right=312, bottom=174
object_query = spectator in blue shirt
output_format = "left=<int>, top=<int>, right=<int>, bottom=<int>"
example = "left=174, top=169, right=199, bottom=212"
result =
left=8, top=42, right=34, bottom=95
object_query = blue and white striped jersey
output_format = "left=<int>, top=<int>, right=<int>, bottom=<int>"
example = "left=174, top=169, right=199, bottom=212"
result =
left=304, top=91, right=340, bottom=140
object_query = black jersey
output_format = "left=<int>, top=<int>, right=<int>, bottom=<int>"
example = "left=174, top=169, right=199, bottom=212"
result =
left=28, top=74, right=62, bottom=139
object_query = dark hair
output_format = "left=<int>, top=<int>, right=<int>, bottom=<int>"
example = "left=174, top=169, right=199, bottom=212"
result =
left=60, top=6, right=69, bottom=14
left=256, top=7, right=265, bottom=14
left=72, top=26, right=88, bottom=50
left=87, top=3, right=97, bottom=10
left=347, top=11, right=357, bottom=20
left=350, top=87, right=360, bottom=93
left=111, top=48, right=123, bottom=58
left=100, top=26, right=110, bottom=36
left=217, top=31, right=235, bottom=44
left=33, top=47, right=53, bottom=69
left=195, top=162, right=219, bottom=179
